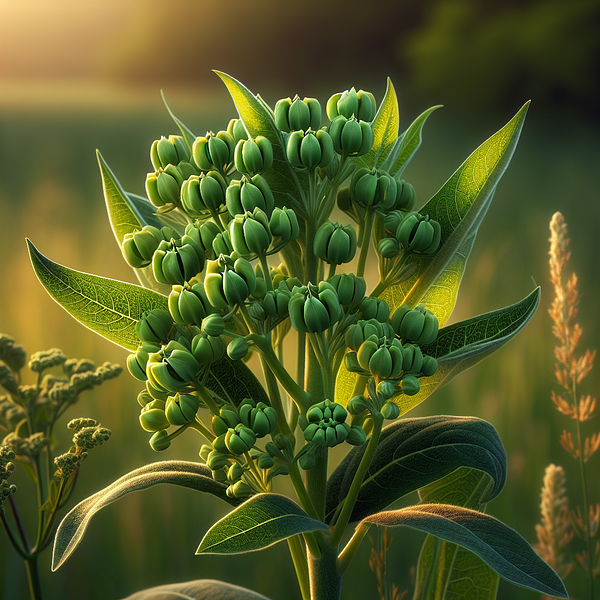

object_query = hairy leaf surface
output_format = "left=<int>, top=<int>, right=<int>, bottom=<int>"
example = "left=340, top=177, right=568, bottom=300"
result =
left=122, top=579, right=272, bottom=600
left=325, top=416, right=506, bottom=524
left=53, top=461, right=239, bottom=571
left=197, top=493, right=328, bottom=555
left=363, top=504, right=568, bottom=598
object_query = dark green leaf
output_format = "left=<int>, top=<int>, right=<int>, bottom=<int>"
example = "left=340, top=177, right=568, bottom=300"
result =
left=27, top=239, right=168, bottom=351
left=207, top=355, right=270, bottom=407
left=213, top=71, right=308, bottom=216
left=362, top=504, right=568, bottom=598
left=392, top=287, right=540, bottom=416
left=52, top=461, right=239, bottom=571
left=121, top=580, right=272, bottom=600
left=383, top=105, right=442, bottom=177
left=381, top=103, right=530, bottom=325
left=352, top=78, right=399, bottom=170
left=325, top=416, right=506, bottom=524
left=197, top=493, right=328, bottom=555
left=414, top=469, right=500, bottom=600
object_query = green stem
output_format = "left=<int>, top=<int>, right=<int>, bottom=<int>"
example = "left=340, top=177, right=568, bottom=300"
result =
left=1, top=511, right=28, bottom=558
left=327, top=262, right=337, bottom=281
left=193, top=382, right=220, bottom=416
left=308, top=532, right=342, bottom=600
left=287, top=535, right=311, bottom=600
left=259, top=254, right=273, bottom=292
left=337, top=522, right=370, bottom=574
left=297, top=331, right=306, bottom=389
left=190, top=418, right=215, bottom=442
left=9, top=495, right=29, bottom=552
left=289, top=462, right=319, bottom=521
left=330, top=412, right=384, bottom=548
left=356, top=208, right=375, bottom=279
left=25, top=555, right=44, bottom=600
left=258, top=354, right=293, bottom=438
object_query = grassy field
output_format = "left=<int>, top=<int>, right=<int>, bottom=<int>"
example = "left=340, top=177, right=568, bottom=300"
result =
left=0, top=88, right=598, bottom=599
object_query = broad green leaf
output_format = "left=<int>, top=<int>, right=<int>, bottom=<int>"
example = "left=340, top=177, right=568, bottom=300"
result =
left=362, top=504, right=568, bottom=598
left=122, top=580, right=272, bottom=600
left=52, top=461, right=239, bottom=571
left=197, top=493, right=328, bottom=555
left=392, top=286, right=540, bottom=416
left=325, top=416, right=506, bottom=524
left=214, top=71, right=309, bottom=217
left=352, top=78, right=399, bottom=170
left=161, top=90, right=197, bottom=154
left=27, top=239, right=168, bottom=351
left=98, top=151, right=163, bottom=248
left=414, top=469, right=499, bottom=600
left=383, top=105, right=442, bottom=177
left=381, top=102, right=530, bottom=324
left=208, top=355, right=270, bottom=407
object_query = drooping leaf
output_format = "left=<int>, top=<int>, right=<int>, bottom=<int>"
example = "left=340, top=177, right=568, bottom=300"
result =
left=197, top=493, right=328, bottom=555
left=325, top=416, right=506, bottom=524
left=352, top=78, right=399, bottom=170
left=27, top=239, right=169, bottom=351
left=381, top=102, right=530, bottom=324
left=213, top=71, right=309, bottom=217
left=52, top=461, right=239, bottom=571
left=362, top=504, right=568, bottom=598
left=414, top=468, right=499, bottom=600
left=121, top=579, right=272, bottom=600
left=392, top=286, right=540, bottom=416
left=383, top=105, right=442, bottom=177
left=161, top=90, right=198, bottom=154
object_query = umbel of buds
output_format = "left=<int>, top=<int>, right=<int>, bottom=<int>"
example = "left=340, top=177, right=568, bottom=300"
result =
left=313, top=221, right=357, bottom=265
left=289, top=282, right=341, bottom=334
left=303, top=399, right=354, bottom=447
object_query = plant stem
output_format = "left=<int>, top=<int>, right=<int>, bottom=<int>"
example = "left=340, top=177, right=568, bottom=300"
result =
left=1, top=511, right=28, bottom=558
left=356, top=207, right=375, bottom=279
left=9, top=495, right=29, bottom=552
left=289, top=462, right=319, bottom=521
left=308, top=532, right=343, bottom=600
left=330, top=412, right=383, bottom=548
left=25, top=555, right=44, bottom=600
left=337, top=522, right=370, bottom=574
left=287, top=535, right=311, bottom=600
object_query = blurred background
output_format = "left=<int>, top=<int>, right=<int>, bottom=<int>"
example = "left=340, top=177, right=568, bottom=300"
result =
left=0, top=0, right=598, bottom=598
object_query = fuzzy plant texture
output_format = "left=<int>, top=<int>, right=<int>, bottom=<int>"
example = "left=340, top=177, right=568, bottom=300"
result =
left=27, top=72, right=569, bottom=600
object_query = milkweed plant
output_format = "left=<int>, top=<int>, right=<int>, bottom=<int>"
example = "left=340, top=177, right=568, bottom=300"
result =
left=24, top=71, right=570, bottom=600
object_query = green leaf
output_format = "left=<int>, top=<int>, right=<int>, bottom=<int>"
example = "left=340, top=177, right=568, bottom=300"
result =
left=392, top=286, right=540, bottom=416
left=27, top=239, right=168, bottom=351
left=325, top=416, right=506, bottom=524
left=383, top=105, right=442, bottom=178
left=213, top=71, right=308, bottom=216
left=160, top=90, right=197, bottom=154
left=414, top=469, right=499, bottom=600
left=207, top=355, right=270, bottom=407
left=197, top=493, right=328, bottom=555
left=362, top=504, right=568, bottom=598
left=352, top=78, right=399, bottom=170
left=52, top=461, right=239, bottom=571
left=381, top=102, right=530, bottom=325
left=121, top=580, right=272, bottom=600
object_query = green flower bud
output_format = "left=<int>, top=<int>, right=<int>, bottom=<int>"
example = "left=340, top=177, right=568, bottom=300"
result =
left=145, top=164, right=186, bottom=208
left=168, top=283, right=213, bottom=327
left=149, top=430, right=171, bottom=451
left=204, top=256, right=257, bottom=308
left=397, top=213, right=442, bottom=255
left=400, top=344, right=423, bottom=374
left=303, top=399, right=350, bottom=448
left=136, top=310, right=174, bottom=344
left=275, top=96, right=321, bottom=132
left=212, top=409, right=241, bottom=436
left=269, top=207, right=300, bottom=244
left=313, top=221, right=357, bottom=265
left=165, top=393, right=200, bottom=426
left=146, top=380, right=170, bottom=401
left=226, top=174, right=275, bottom=217
left=257, top=452, right=275, bottom=469
left=349, top=168, right=397, bottom=211
left=227, top=462, right=245, bottom=484
left=181, top=171, right=227, bottom=216
left=328, top=115, right=374, bottom=157
left=393, top=180, right=416, bottom=212
left=184, top=221, right=221, bottom=259
left=421, top=355, right=438, bottom=377
left=358, top=338, right=403, bottom=380
left=225, top=424, right=257, bottom=455
left=399, top=375, right=420, bottom=396
left=377, top=380, right=397, bottom=400
left=230, top=208, right=272, bottom=258
left=358, top=297, right=390, bottom=323
left=381, top=401, right=400, bottom=420
left=227, top=480, right=253, bottom=499
left=286, top=129, right=333, bottom=170
left=211, top=230, right=235, bottom=257
left=139, top=399, right=170, bottom=432
left=288, top=282, right=341, bottom=334
left=127, top=342, right=161, bottom=381
left=192, top=130, right=235, bottom=172
left=227, top=118, right=248, bottom=144
left=240, top=401, right=277, bottom=437
left=344, top=351, right=364, bottom=374
left=262, top=285, right=292, bottom=318
left=199, top=444, right=212, bottom=462
left=383, top=210, right=405, bottom=234
left=191, top=332, right=227, bottom=367
left=122, top=225, right=164, bottom=269
left=137, top=389, right=154, bottom=407
left=146, top=341, right=199, bottom=393
left=151, top=135, right=189, bottom=170
left=327, top=88, right=376, bottom=122
left=345, top=319, right=393, bottom=351
left=227, top=337, right=249, bottom=360
left=346, top=425, right=368, bottom=446
left=212, top=468, right=228, bottom=483
left=347, top=395, right=369, bottom=415
left=207, top=449, right=231, bottom=470
left=392, top=304, right=438, bottom=344
left=152, top=239, right=204, bottom=286
left=378, top=237, right=400, bottom=259
left=327, top=273, right=366, bottom=308
left=201, top=314, right=225, bottom=337
left=234, top=136, right=273, bottom=174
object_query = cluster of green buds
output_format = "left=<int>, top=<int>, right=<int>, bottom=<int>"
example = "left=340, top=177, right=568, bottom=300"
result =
left=313, top=221, right=357, bottom=266
left=302, top=399, right=366, bottom=448
left=391, top=304, right=439, bottom=345
left=122, top=225, right=178, bottom=269
left=0, top=445, right=16, bottom=507
left=289, top=282, right=341, bottom=334
left=234, top=136, right=273, bottom=175
left=152, top=234, right=205, bottom=286
left=204, top=254, right=256, bottom=308
left=380, top=211, right=442, bottom=258
left=192, top=130, right=236, bottom=174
